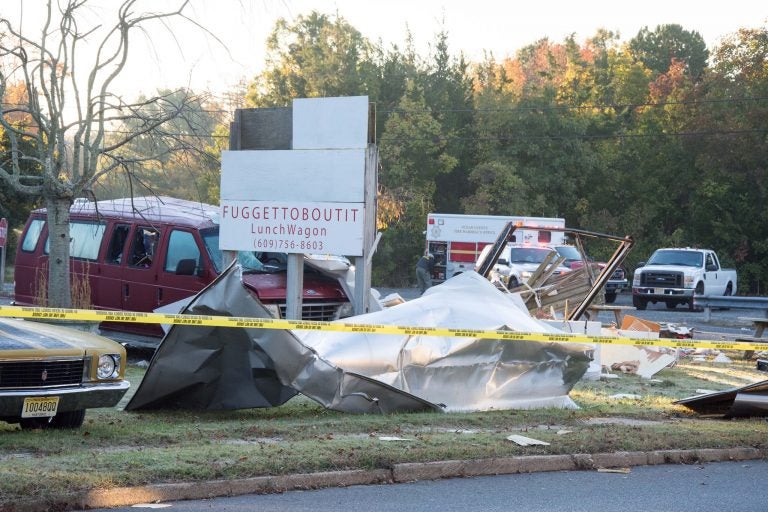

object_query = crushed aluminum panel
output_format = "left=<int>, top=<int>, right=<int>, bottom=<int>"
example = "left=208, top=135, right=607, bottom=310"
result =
left=126, top=263, right=439, bottom=414
left=674, top=379, right=768, bottom=418
left=297, top=271, right=593, bottom=412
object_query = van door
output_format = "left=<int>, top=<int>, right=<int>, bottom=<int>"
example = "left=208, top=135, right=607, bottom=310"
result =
left=94, top=223, right=131, bottom=311
left=13, top=217, right=47, bottom=305
left=122, top=225, right=162, bottom=314
left=156, top=228, right=209, bottom=307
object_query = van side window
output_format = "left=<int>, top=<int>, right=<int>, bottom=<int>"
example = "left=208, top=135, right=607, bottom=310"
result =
left=130, top=227, right=160, bottom=268
left=165, top=230, right=201, bottom=274
left=44, top=221, right=106, bottom=261
left=21, top=219, right=45, bottom=252
left=106, top=224, right=131, bottom=265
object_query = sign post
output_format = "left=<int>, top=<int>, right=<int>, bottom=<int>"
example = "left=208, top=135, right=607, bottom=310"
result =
left=0, top=218, right=7, bottom=294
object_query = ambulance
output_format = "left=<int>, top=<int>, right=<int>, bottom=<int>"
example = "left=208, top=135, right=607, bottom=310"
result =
left=425, top=213, right=566, bottom=283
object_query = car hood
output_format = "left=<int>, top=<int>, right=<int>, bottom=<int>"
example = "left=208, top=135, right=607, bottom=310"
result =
left=0, top=318, right=122, bottom=357
left=241, top=272, right=347, bottom=301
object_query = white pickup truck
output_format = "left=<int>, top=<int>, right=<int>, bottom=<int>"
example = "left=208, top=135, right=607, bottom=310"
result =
left=632, top=248, right=737, bottom=311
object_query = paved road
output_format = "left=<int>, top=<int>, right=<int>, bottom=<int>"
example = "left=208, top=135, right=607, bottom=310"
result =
left=84, top=460, right=768, bottom=512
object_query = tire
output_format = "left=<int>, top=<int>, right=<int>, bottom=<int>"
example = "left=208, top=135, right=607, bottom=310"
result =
left=18, top=409, right=86, bottom=430
left=604, top=292, right=616, bottom=304
left=19, top=417, right=52, bottom=430
left=632, top=296, right=647, bottom=310
left=50, top=409, right=86, bottom=429
left=690, top=282, right=705, bottom=311
left=665, top=301, right=677, bottom=309
left=725, top=283, right=733, bottom=296
left=507, top=277, right=520, bottom=289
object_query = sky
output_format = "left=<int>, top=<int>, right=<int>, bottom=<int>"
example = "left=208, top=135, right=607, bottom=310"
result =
left=7, top=0, right=768, bottom=101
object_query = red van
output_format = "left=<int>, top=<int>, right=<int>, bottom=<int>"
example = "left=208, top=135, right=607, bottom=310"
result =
left=14, top=196, right=352, bottom=338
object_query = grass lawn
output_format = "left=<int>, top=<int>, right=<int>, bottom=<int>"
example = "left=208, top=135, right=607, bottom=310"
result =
left=0, top=352, right=766, bottom=507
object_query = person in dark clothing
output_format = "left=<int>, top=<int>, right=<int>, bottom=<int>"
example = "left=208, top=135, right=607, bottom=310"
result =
left=415, top=253, right=434, bottom=294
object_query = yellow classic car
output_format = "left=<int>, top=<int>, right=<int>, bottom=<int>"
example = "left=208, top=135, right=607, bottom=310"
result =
left=0, top=318, right=130, bottom=429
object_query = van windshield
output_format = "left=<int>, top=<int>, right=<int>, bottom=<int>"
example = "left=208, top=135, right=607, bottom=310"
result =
left=508, top=247, right=555, bottom=264
left=200, top=228, right=283, bottom=274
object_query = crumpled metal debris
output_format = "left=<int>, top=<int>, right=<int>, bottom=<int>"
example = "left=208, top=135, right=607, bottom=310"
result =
left=298, top=271, right=593, bottom=412
left=675, top=380, right=768, bottom=417
left=126, top=264, right=439, bottom=414
left=127, top=266, right=592, bottom=414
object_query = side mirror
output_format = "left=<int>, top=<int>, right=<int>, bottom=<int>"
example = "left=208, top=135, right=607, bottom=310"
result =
left=175, top=258, right=196, bottom=275
left=498, top=258, right=509, bottom=265
left=637, top=261, right=645, bottom=268
left=706, top=263, right=717, bottom=271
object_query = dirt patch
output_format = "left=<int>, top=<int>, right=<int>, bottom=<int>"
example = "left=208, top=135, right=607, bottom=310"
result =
left=583, top=417, right=664, bottom=426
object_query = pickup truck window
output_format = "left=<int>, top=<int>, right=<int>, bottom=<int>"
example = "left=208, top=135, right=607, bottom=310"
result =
left=646, top=250, right=703, bottom=267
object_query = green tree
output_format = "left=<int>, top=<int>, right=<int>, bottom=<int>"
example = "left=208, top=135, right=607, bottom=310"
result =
left=629, top=24, right=709, bottom=79
left=375, top=83, right=458, bottom=284
left=686, top=25, right=768, bottom=292
left=247, top=11, right=378, bottom=106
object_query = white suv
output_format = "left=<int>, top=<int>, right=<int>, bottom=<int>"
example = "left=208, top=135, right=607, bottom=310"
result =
left=482, top=244, right=571, bottom=289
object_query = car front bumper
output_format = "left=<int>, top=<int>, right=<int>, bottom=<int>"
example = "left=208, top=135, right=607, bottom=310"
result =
left=606, top=279, right=629, bottom=293
left=0, top=380, right=130, bottom=418
left=632, top=287, right=694, bottom=299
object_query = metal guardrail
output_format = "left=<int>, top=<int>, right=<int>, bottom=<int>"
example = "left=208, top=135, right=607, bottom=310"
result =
left=694, top=295, right=768, bottom=321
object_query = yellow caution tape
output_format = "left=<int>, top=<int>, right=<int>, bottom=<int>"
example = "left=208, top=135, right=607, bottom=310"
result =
left=1, top=305, right=767, bottom=351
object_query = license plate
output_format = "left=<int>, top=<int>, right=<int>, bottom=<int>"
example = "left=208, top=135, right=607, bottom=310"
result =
left=21, top=396, right=60, bottom=418
left=654, top=288, right=665, bottom=294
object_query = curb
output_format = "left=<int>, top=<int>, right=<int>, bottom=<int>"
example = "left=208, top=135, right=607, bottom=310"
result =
left=10, top=447, right=766, bottom=511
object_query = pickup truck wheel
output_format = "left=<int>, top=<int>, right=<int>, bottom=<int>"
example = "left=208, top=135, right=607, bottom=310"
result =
left=665, top=301, right=677, bottom=309
left=724, top=283, right=733, bottom=296
left=507, top=277, right=520, bottom=289
left=632, top=296, right=647, bottom=310
left=604, top=292, right=616, bottom=304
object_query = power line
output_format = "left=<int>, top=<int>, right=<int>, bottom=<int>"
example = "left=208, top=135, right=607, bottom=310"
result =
left=380, top=129, right=768, bottom=143
left=379, top=96, right=768, bottom=115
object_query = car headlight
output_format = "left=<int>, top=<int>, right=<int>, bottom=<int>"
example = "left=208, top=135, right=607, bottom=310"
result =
left=97, top=354, right=120, bottom=380
left=521, top=271, right=532, bottom=278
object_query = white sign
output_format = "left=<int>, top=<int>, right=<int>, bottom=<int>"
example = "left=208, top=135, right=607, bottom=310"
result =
left=293, top=96, right=369, bottom=149
left=220, top=96, right=369, bottom=256
left=220, top=200, right=365, bottom=255
left=221, top=149, right=365, bottom=202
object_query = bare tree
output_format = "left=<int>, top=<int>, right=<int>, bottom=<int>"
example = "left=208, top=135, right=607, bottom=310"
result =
left=0, top=0, right=211, bottom=307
